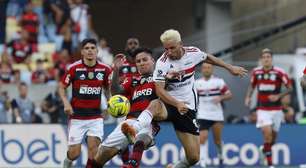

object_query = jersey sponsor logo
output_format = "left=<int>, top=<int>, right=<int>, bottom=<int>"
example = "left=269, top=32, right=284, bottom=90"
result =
left=79, top=86, right=101, bottom=94
left=258, top=84, right=276, bottom=91
left=96, top=72, right=104, bottom=80
left=132, top=88, right=153, bottom=100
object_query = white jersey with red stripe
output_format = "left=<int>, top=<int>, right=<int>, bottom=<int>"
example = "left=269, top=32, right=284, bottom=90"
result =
left=153, top=46, right=208, bottom=110
left=195, top=76, right=229, bottom=121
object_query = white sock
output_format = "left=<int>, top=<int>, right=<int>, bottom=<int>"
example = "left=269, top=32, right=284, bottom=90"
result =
left=63, top=157, right=73, bottom=168
left=200, top=143, right=208, bottom=167
left=173, top=157, right=190, bottom=168
left=133, top=110, right=153, bottom=131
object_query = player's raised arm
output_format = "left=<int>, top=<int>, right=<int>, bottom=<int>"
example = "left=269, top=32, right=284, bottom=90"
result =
left=204, top=53, right=248, bottom=77
left=110, top=57, right=126, bottom=95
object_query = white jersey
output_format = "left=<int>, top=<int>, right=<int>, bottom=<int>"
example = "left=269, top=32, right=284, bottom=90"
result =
left=153, top=46, right=207, bottom=110
left=195, top=76, right=229, bottom=121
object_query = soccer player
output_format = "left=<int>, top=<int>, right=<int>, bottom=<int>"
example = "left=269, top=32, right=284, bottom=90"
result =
left=92, top=48, right=159, bottom=168
left=195, top=63, right=232, bottom=168
left=59, top=39, right=112, bottom=168
left=122, top=29, right=247, bottom=168
left=244, top=48, right=292, bottom=167
left=301, top=67, right=306, bottom=89
left=116, top=37, right=141, bottom=86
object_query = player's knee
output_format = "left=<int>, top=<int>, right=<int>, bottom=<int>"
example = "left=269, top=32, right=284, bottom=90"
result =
left=136, top=133, right=152, bottom=146
left=146, top=99, right=159, bottom=113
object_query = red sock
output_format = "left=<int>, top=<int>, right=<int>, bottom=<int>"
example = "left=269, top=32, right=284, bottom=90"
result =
left=121, top=147, right=130, bottom=164
left=86, top=158, right=93, bottom=168
left=263, top=143, right=272, bottom=165
left=128, top=141, right=145, bottom=167
left=92, top=159, right=102, bottom=168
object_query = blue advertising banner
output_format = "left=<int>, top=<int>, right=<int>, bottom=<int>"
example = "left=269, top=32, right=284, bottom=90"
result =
left=0, top=124, right=305, bottom=167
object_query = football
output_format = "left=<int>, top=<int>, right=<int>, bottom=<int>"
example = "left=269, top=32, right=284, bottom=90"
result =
left=107, top=95, right=130, bottom=118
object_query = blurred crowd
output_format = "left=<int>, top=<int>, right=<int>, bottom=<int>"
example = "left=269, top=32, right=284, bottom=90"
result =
left=0, top=0, right=302, bottom=125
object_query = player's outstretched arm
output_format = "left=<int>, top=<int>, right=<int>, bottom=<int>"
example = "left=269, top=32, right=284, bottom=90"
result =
left=204, top=54, right=248, bottom=77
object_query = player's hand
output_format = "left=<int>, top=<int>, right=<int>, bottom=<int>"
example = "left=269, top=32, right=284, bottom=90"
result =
left=229, top=65, right=248, bottom=77
left=64, top=103, right=74, bottom=116
left=166, top=70, right=181, bottom=80
left=268, top=94, right=280, bottom=102
left=244, top=97, right=251, bottom=107
left=212, top=96, right=222, bottom=104
left=176, top=101, right=189, bottom=114
left=112, top=54, right=125, bottom=71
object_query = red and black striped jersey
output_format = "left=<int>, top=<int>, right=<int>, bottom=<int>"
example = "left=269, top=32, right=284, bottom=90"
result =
left=121, top=74, right=157, bottom=118
left=61, top=59, right=112, bottom=119
left=250, top=66, right=291, bottom=111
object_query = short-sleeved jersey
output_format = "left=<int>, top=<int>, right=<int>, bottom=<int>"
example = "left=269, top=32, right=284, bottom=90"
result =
left=153, top=46, right=207, bottom=110
left=61, top=60, right=112, bottom=119
left=250, top=66, right=291, bottom=111
left=122, top=74, right=157, bottom=118
left=195, top=76, right=230, bottom=121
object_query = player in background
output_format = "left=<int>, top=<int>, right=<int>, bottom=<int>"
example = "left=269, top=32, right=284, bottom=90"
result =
left=59, top=39, right=112, bottom=168
left=300, top=67, right=306, bottom=89
left=122, top=29, right=247, bottom=168
left=195, top=63, right=232, bottom=168
left=115, top=37, right=140, bottom=86
left=244, top=48, right=292, bottom=167
left=92, top=48, right=159, bottom=168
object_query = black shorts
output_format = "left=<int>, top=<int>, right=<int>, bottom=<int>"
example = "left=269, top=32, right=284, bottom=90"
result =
left=197, top=119, right=223, bottom=131
left=164, top=103, right=199, bottom=135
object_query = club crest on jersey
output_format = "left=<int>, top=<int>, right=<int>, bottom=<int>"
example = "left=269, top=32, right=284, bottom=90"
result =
left=131, top=67, right=137, bottom=73
left=80, top=74, right=86, bottom=80
left=270, top=74, right=276, bottom=81
left=122, top=67, right=128, bottom=73
left=96, top=72, right=104, bottom=80
left=88, top=72, right=94, bottom=79
left=264, top=73, right=269, bottom=80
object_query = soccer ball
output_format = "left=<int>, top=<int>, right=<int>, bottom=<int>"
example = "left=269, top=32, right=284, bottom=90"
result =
left=107, top=95, right=130, bottom=118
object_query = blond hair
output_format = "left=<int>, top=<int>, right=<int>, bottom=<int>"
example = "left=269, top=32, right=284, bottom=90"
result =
left=160, top=29, right=181, bottom=43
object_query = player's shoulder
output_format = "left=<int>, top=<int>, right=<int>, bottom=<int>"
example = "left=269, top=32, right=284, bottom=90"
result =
left=184, top=46, right=201, bottom=53
left=272, top=66, right=287, bottom=74
left=67, top=60, right=82, bottom=70
left=157, top=52, right=169, bottom=64
left=97, top=61, right=112, bottom=71
left=252, top=66, right=263, bottom=73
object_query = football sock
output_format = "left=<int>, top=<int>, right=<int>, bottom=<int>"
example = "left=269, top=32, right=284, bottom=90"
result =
left=85, top=159, right=93, bottom=168
left=128, top=140, right=145, bottom=167
left=263, top=142, right=273, bottom=166
left=63, top=156, right=73, bottom=168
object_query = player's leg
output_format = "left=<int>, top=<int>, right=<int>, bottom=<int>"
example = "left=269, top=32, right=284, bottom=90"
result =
left=86, top=136, right=101, bottom=168
left=211, top=122, right=224, bottom=167
left=198, top=119, right=211, bottom=167
left=123, top=133, right=153, bottom=168
left=132, top=99, right=168, bottom=131
left=64, top=144, right=82, bottom=168
left=271, top=110, right=283, bottom=145
left=63, top=119, right=87, bottom=168
left=173, top=131, right=200, bottom=167
left=85, top=118, right=104, bottom=167
left=92, top=145, right=120, bottom=168
left=122, top=99, right=167, bottom=143
left=93, top=119, right=133, bottom=167
left=256, top=110, right=274, bottom=166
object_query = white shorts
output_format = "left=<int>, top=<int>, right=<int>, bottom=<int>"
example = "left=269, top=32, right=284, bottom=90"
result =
left=256, top=109, right=283, bottom=132
left=68, top=118, right=104, bottom=145
left=102, top=119, right=153, bottom=151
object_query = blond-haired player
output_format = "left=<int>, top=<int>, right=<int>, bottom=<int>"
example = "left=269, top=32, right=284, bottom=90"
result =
left=121, top=29, right=247, bottom=168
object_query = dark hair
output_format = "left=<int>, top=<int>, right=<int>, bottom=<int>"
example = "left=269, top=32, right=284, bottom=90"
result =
left=19, top=82, right=27, bottom=87
left=132, top=47, right=153, bottom=57
left=81, top=38, right=97, bottom=48
left=261, top=48, right=273, bottom=56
